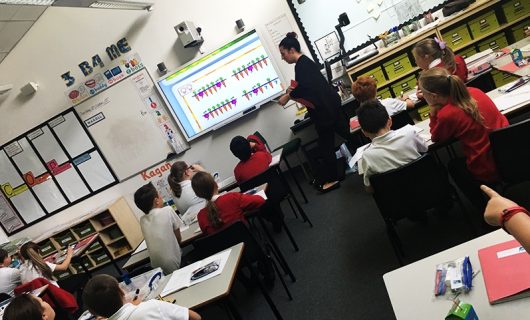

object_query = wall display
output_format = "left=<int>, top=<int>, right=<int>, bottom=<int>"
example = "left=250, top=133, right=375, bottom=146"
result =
left=287, top=0, right=447, bottom=64
left=0, top=110, right=117, bottom=235
left=314, top=31, right=341, bottom=61
left=157, top=29, right=285, bottom=141
left=75, top=68, right=188, bottom=181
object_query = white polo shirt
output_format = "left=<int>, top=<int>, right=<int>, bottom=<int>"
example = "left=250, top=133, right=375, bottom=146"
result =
left=0, top=267, right=21, bottom=296
left=380, top=98, right=407, bottom=116
left=140, top=206, right=184, bottom=275
left=108, top=300, right=189, bottom=320
left=173, top=180, right=205, bottom=215
left=360, top=125, right=428, bottom=186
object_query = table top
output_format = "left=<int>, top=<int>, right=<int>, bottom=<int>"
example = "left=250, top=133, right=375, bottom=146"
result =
left=123, top=222, right=203, bottom=271
left=491, top=37, right=530, bottom=77
left=153, top=243, right=244, bottom=309
left=383, top=230, right=530, bottom=320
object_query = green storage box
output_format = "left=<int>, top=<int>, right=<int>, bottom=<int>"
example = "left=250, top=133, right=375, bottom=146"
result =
left=390, top=75, right=417, bottom=97
left=38, top=240, right=56, bottom=257
left=477, top=32, right=509, bottom=52
left=376, top=87, right=393, bottom=99
left=383, top=53, right=413, bottom=80
left=52, top=230, right=76, bottom=248
left=417, top=105, right=431, bottom=121
left=72, top=222, right=96, bottom=239
left=358, top=66, right=387, bottom=84
left=456, top=46, right=478, bottom=60
left=510, top=19, right=530, bottom=43
left=72, top=257, right=94, bottom=273
left=468, top=12, right=500, bottom=38
left=55, top=269, right=72, bottom=280
left=442, top=24, right=473, bottom=50
left=503, top=0, right=530, bottom=21
left=91, top=251, right=110, bottom=266
left=491, top=70, right=519, bottom=88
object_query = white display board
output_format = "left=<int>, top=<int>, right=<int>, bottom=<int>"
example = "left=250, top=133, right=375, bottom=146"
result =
left=76, top=68, right=188, bottom=181
left=0, top=110, right=117, bottom=235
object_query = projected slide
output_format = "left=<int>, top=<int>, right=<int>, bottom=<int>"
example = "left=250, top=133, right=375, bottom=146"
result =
left=158, top=30, right=283, bottom=141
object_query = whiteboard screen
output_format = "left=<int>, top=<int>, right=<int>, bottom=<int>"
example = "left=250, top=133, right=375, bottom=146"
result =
left=76, top=68, right=182, bottom=180
left=291, top=0, right=446, bottom=64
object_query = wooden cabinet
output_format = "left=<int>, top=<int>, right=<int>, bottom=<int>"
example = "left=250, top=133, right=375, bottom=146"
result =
left=36, top=197, right=142, bottom=280
left=346, top=0, right=530, bottom=99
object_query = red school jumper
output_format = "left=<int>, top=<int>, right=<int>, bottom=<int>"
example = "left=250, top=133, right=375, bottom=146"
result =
left=429, top=87, right=509, bottom=182
left=197, top=192, right=265, bottom=235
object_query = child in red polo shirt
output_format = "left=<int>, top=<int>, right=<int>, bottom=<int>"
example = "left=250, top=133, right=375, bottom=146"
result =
left=230, top=135, right=272, bottom=183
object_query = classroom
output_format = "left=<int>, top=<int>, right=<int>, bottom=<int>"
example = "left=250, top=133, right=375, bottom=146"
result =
left=0, top=0, right=529, bottom=319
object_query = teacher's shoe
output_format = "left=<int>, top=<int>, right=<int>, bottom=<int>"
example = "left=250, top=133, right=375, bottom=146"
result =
left=318, top=181, right=340, bottom=194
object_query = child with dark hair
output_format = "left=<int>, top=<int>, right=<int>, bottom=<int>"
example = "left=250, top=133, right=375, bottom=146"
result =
left=357, top=100, right=427, bottom=191
left=83, top=274, right=201, bottom=320
left=191, top=171, right=265, bottom=235
left=19, top=242, right=72, bottom=287
left=230, top=135, right=271, bottom=183
left=134, top=182, right=185, bottom=274
left=0, top=248, right=20, bottom=296
left=247, top=134, right=267, bottom=152
left=167, top=161, right=206, bottom=215
left=3, top=294, right=55, bottom=320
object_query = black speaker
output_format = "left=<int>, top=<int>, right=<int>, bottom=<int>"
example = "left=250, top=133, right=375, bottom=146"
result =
left=236, top=19, right=245, bottom=31
left=157, top=62, right=167, bottom=74
left=338, top=13, right=350, bottom=27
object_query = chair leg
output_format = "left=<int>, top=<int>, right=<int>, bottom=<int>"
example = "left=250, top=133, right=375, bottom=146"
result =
left=249, top=265, right=285, bottom=320
left=270, top=255, right=293, bottom=300
left=224, top=297, right=244, bottom=320
left=276, top=167, right=313, bottom=227
left=283, top=157, right=309, bottom=203
left=281, top=220, right=299, bottom=252
left=286, top=198, right=299, bottom=219
left=385, top=222, right=405, bottom=266
left=295, top=151, right=311, bottom=181
left=257, top=218, right=296, bottom=282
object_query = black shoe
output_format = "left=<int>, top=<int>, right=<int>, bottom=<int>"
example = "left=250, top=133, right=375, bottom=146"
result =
left=318, top=182, right=340, bottom=194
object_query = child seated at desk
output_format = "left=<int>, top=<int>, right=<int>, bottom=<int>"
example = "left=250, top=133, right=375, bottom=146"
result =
left=351, top=76, right=414, bottom=115
left=230, top=135, right=272, bottom=183
left=413, top=38, right=468, bottom=82
left=418, top=67, right=508, bottom=210
left=357, top=100, right=427, bottom=192
left=134, top=182, right=185, bottom=275
left=191, top=171, right=265, bottom=235
left=83, top=274, right=201, bottom=320
left=167, top=161, right=206, bottom=217
left=3, top=293, right=55, bottom=320
left=19, top=242, right=73, bottom=287
left=0, top=248, right=21, bottom=296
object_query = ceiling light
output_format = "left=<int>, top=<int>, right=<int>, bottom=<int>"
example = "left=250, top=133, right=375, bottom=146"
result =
left=0, top=0, right=153, bottom=10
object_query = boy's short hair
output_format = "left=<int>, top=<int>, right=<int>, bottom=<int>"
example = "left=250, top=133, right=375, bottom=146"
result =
left=356, top=99, right=390, bottom=134
left=0, top=249, right=8, bottom=263
left=351, top=76, right=377, bottom=103
left=134, top=182, right=158, bottom=214
left=230, top=136, right=252, bottom=161
left=83, top=274, right=124, bottom=318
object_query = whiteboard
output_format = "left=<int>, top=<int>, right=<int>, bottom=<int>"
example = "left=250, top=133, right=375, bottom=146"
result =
left=76, top=68, right=188, bottom=181
left=291, top=0, right=447, bottom=64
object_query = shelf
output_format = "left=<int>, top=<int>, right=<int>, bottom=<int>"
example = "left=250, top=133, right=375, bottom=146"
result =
left=378, top=67, right=420, bottom=89
left=113, top=250, right=132, bottom=260
left=95, top=222, right=117, bottom=232
left=104, top=236, right=125, bottom=246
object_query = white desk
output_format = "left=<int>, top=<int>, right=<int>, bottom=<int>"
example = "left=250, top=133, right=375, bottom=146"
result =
left=491, top=37, right=530, bottom=77
left=383, top=230, right=530, bottom=320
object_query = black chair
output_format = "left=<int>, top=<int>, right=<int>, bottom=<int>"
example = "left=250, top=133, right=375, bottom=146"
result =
left=390, top=110, right=414, bottom=130
left=57, top=272, right=91, bottom=317
left=193, top=221, right=290, bottom=320
left=0, top=293, right=11, bottom=303
left=254, top=131, right=309, bottom=203
left=489, top=118, right=530, bottom=187
left=370, top=154, right=473, bottom=265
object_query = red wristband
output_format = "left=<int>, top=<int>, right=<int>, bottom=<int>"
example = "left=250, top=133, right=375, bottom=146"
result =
left=500, top=206, right=530, bottom=234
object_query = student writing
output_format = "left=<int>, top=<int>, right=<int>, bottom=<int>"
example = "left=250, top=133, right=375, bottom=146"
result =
left=418, top=67, right=508, bottom=210
left=83, top=274, right=201, bottom=320
left=134, top=182, right=185, bottom=275
left=19, top=242, right=73, bottom=287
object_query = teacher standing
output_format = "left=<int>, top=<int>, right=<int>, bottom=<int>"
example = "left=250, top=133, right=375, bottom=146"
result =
left=278, top=32, right=349, bottom=193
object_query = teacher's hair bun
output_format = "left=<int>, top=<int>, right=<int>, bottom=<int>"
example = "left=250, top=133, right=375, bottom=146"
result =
left=286, top=32, right=297, bottom=38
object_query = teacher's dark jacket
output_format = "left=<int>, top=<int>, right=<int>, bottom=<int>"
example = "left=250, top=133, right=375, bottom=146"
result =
left=289, top=55, right=341, bottom=128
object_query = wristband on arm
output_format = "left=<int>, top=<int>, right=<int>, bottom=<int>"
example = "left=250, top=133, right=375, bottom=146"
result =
left=500, top=206, right=530, bottom=234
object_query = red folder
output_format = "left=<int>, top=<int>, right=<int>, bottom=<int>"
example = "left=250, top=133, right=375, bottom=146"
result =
left=350, top=116, right=360, bottom=130
left=478, top=239, right=530, bottom=304
left=289, top=80, right=315, bottom=109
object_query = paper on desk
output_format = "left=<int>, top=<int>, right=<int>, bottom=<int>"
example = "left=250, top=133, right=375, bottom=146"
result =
left=492, top=86, right=530, bottom=111
left=161, top=248, right=232, bottom=296
left=133, top=240, right=147, bottom=254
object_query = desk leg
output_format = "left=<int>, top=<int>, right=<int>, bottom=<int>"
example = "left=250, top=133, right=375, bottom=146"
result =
left=250, top=265, right=285, bottom=320
left=283, top=157, right=309, bottom=203
left=275, top=167, right=313, bottom=227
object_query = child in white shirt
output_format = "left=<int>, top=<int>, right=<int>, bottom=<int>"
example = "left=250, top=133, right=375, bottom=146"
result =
left=19, top=242, right=72, bottom=287
left=0, top=248, right=21, bottom=296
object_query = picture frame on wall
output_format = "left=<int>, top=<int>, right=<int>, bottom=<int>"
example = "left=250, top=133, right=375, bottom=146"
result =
left=314, top=31, right=341, bottom=62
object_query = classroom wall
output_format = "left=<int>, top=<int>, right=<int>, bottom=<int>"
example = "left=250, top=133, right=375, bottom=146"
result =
left=0, top=0, right=311, bottom=242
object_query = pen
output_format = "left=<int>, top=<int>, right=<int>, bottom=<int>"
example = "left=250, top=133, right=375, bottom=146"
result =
left=506, top=77, right=529, bottom=93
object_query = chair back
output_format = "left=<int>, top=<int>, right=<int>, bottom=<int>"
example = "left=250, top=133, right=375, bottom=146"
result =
left=253, top=131, right=272, bottom=152
left=370, top=154, right=453, bottom=221
left=391, top=111, right=414, bottom=130
left=239, top=166, right=288, bottom=203
left=489, top=118, right=530, bottom=184
left=193, top=221, right=263, bottom=265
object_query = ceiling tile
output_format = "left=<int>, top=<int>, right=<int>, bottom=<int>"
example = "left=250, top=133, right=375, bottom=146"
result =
left=0, top=5, right=19, bottom=20
left=0, top=53, right=6, bottom=64
left=11, top=5, right=47, bottom=20
left=0, top=21, right=33, bottom=52
left=0, top=22, right=7, bottom=32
